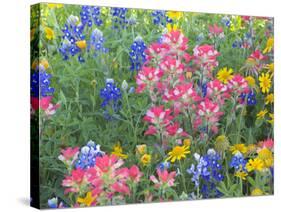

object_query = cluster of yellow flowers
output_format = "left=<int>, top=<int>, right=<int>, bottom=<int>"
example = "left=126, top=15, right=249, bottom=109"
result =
left=136, top=144, right=151, bottom=166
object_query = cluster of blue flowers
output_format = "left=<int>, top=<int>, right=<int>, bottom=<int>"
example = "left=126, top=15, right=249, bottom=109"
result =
left=221, top=16, right=231, bottom=27
left=129, top=36, right=147, bottom=72
left=187, top=149, right=224, bottom=198
left=100, top=79, right=122, bottom=119
left=196, top=33, right=205, bottom=44
left=201, top=82, right=208, bottom=97
left=232, top=32, right=252, bottom=49
left=158, top=161, right=171, bottom=171
left=31, top=70, right=55, bottom=98
left=240, top=90, right=257, bottom=106
left=229, top=152, right=247, bottom=172
left=59, top=15, right=86, bottom=62
left=75, top=140, right=104, bottom=169
left=80, top=6, right=103, bottom=28
left=151, top=10, right=173, bottom=26
left=89, top=29, right=108, bottom=55
left=111, top=7, right=128, bottom=29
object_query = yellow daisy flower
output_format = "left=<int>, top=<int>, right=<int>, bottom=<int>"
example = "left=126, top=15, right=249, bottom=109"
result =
left=247, top=144, right=257, bottom=155
left=246, top=158, right=264, bottom=172
left=251, top=188, right=263, bottom=196
left=76, top=40, right=87, bottom=49
left=265, top=93, right=274, bottom=105
left=141, top=154, right=151, bottom=166
left=166, top=145, right=190, bottom=163
left=167, top=23, right=179, bottom=32
left=256, top=109, right=268, bottom=120
left=111, top=143, right=128, bottom=159
left=229, top=144, right=248, bottom=155
left=259, top=72, right=272, bottom=93
left=245, top=76, right=256, bottom=88
left=265, top=63, right=274, bottom=73
left=166, top=11, right=183, bottom=20
left=183, top=138, right=191, bottom=147
left=263, top=37, right=274, bottom=54
left=136, top=144, right=147, bottom=155
left=258, top=148, right=273, bottom=168
left=217, top=67, right=234, bottom=84
left=234, top=170, right=248, bottom=180
left=267, top=113, right=274, bottom=125
left=44, top=27, right=55, bottom=40
left=77, top=192, right=95, bottom=207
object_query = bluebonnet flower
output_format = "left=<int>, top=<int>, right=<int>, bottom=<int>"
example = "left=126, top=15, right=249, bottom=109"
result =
left=187, top=149, right=224, bottom=198
left=100, top=79, right=122, bottom=119
left=31, top=70, right=55, bottom=97
left=232, top=33, right=252, bottom=49
left=158, top=161, right=171, bottom=171
left=201, top=82, right=207, bottom=97
left=243, top=32, right=253, bottom=48
left=151, top=10, right=173, bottom=26
left=80, top=6, right=103, bottom=28
left=127, top=16, right=137, bottom=25
left=59, top=15, right=86, bottom=62
left=48, top=197, right=58, bottom=208
left=128, top=86, right=135, bottom=94
left=229, top=152, right=247, bottom=172
left=75, top=140, right=104, bottom=169
left=187, top=153, right=210, bottom=187
left=89, top=29, right=108, bottom=56
left=239, top=90, right=257, bottom=106
left=221, top=16, right=231, bottom=27
left=111, top=7, right=128, bottom=29
left=232, top=39, right=243, bottom=48
left=196, top=33, right=205, bottom=44
left=129, top=36, right=147, bottom=72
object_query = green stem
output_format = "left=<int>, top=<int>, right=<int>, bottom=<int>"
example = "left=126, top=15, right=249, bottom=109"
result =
left=124, top=90, right=137, bottom=147
left=179, top=160, right=187, bottom=194
left=235, top=105, right=245, bottom=144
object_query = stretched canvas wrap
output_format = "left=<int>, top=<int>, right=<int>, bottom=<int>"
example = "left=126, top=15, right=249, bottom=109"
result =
left=30, top=2, right=274, bottom=209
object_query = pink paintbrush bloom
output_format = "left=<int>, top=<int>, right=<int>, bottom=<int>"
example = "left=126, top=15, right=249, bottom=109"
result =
left=111, top=181, right=130, bottom=195
left=197, top=98, right=222, bottom=117
left=193, top=44, right=220, bottom=72
left=128, top=165, right=143, bottom=183
left=164, top=83, right=201, bottom=105
left=150, top=168, right=176, bottom=189
left=258, top=138, right=274, bottom=150
left=144, top=125, right=158, bottom=135
left=95, top=154, right=123, bottom=173
left=62, top=168, right=87, bottom=193
left=58, top=147, right=79, bottom=166
left=209, top=24, right=224, bottom=39
left=37, top=96, right=60, bottom=116
left=145, top=43, right=170, bottom=61
left=136, top=66, right=164, bottom=93
left=209, top=24, right=223, bottom=35
left=163, top=30, right=189, bottom=52
left=227, top=74, right=249, bottom=95
left=160, top=57, right=185, bottom=76
left=206, top=79, right=229, bottom=104
left=143, top=105, right=173, bottom=125
left=249, top=50, right=266, bottom=61
left=165, top=122, right=188, bottom=137
left=246, top=50, right=267, bottom=75
left=196, top=98, right=223, bottom=134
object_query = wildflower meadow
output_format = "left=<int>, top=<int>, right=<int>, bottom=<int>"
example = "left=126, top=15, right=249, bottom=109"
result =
left=30, top=3, right=274, bottom=209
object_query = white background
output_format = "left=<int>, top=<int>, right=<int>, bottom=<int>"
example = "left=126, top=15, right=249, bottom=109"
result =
left=0, top=0, right=280, bottom=211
